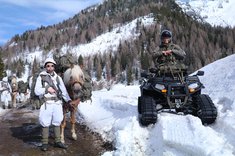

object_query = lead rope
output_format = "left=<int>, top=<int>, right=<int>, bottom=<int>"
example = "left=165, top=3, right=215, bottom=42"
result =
left=169, top=66, right=176, bottom=79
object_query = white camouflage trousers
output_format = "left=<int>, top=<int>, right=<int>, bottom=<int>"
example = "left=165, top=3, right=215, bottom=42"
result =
left=39, top=101, right=63, bottom=127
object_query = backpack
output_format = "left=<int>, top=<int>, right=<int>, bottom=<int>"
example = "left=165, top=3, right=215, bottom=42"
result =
left=53, top=53, right=76, bottom=74
left=18, top=80, right=28, bottom=93
left=80, top=69, right=92, bottom=102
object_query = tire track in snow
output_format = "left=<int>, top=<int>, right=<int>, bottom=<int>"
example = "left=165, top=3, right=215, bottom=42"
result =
left=210, top=99, right=235, bottom=155
left=160, top=113, right=233, bottom=156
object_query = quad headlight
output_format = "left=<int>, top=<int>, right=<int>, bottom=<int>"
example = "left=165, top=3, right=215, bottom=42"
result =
left=154, top=84, right=165, bottom=90
left=188, top=83, right=199, bottom=89
left=188, top=82, right=199, bottom=93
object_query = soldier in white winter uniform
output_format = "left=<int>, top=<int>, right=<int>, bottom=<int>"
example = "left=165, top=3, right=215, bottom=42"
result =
left=34, top=58, right=73, bottom=151
left=0, top=79, right=12, bottom=109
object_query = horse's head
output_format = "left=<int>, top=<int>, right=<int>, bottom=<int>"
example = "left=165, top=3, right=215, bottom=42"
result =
left=63, top=65, right=84, bottom=100
left=69, top=79, right=83, bottom=100
left=10, top=76, right=18, bottom=92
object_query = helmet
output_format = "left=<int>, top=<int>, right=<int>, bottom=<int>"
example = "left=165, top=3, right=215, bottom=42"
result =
left=44, top=58, right=56, bottom=67
left=161, top=30, right=172, bottom=41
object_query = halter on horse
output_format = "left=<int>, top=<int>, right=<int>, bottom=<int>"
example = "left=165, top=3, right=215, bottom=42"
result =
left=60, top=65, right=84, bottom=143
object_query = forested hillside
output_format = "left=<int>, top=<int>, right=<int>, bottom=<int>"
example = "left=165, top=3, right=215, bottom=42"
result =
left=0, top=0, right=235, bottom=83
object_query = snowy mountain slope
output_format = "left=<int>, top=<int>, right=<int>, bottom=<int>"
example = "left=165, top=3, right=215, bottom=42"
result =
left=18, top=14, right=155, bottom=66
left=198, top=54, right=235, bottom=154
left=199, top=54, right=235, bottom=100
left=176, top=0, right=235, bottom=27
left=59, top=14, right=155, bottom=57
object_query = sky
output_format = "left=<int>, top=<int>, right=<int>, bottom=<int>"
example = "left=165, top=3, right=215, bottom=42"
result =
left=1, top=54, right=235, bottom=155
left=0, top=0, right=103, bottom=45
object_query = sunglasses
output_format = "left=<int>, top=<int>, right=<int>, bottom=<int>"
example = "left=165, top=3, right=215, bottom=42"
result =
left=46, top=65, right=54, bottom=68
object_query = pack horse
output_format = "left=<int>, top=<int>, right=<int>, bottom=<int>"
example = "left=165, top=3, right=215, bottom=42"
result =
left=9, top=76, right=18, bottom=108
left=60, top=65, right=84, bottom=143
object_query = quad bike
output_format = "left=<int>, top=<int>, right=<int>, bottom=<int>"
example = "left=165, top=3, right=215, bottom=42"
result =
left=138, top=66, right=217, bottom=126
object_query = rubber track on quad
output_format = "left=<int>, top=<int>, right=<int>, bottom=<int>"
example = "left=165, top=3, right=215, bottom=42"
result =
left=195, top=94, right=217, bottom=124
left=138, top=96, right=158, bottom=126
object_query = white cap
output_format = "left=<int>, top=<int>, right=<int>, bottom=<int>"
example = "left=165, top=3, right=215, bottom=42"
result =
left=44, top=58, right=56, bottom=67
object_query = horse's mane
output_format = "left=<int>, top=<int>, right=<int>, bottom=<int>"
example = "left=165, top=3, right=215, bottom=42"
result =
left=63, top=65, right=84, bottom=86
left=11, top=76, right=17, bottom=84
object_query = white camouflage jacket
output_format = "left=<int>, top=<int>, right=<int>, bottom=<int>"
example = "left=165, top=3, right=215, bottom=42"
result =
left=34, top=71, right=71, bottom=104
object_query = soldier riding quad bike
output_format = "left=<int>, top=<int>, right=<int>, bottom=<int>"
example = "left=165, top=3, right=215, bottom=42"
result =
left=138, top=66, right=217, bottom=126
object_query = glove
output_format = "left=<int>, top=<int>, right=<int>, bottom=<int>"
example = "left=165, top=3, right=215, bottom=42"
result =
left=162, top=50, right=172, bottom=55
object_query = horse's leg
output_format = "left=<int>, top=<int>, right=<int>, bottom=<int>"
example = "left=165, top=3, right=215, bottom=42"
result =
left=60, top=114, right=66, bottom=143
left=11, top=92, right=17, bottom=108
left=70, top=109, right=77, bottom=140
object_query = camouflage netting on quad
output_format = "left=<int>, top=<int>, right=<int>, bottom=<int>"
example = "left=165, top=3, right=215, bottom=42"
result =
left=157, top=63, right=188, bottom=76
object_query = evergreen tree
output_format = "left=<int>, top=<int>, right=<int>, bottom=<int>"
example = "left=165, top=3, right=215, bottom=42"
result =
left=140, top=50, right=150, bottom=70
left=105, top=55, right=111, bottom=81
left=32, top=57, right=40, bottom=75
left=16, top=58, right=25, bottom=78
left=95, top=55, right=102, bottom=81
left=111, top=56, right=117, bottom=78
left=126, top=65, right=133, bottom=85
left=120, top=51, right=128, bottom=71
left=0, top=52, right=5, bottom=80
left=78, top=55, right=84, bottom=65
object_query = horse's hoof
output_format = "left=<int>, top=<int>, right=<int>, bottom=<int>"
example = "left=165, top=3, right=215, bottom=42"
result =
left=72, top=134, right=77, bottom=140
left=61, top=138, right=65, bottom=144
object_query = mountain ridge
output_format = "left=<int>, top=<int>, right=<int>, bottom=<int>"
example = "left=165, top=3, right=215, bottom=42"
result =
left=0, top=0, right=234, bottom=82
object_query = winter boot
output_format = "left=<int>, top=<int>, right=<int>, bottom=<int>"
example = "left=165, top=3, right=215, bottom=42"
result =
left=41, top=144, right=48, bottom=151
left=54, top=126, right=68, bottom=149
left=32, top=106, right=36, bottom=110
left=8, top=104, right=12, bottom=109
left=41, top=127, right=49, bottom=151
left=54, top=142, right=68, bottom=149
